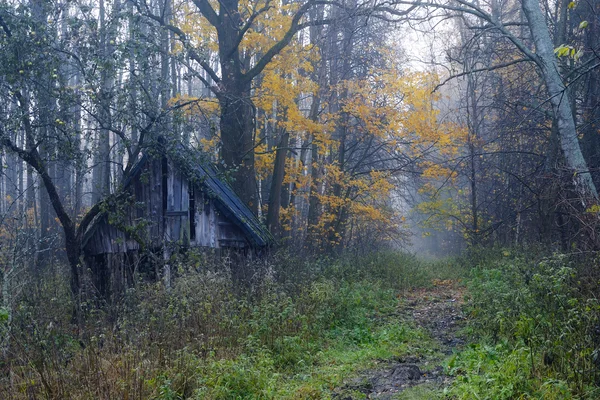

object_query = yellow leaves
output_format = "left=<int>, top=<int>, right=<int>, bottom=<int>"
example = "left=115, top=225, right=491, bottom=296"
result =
left=416, top=196, right=461, bottom=229
left=278, top=204, right=296, bottom=232
left=257, top=48, right=468, bottom=245
left=172, top=2, right=217, bottom=52
left=554, top=44, right=584, bottom=61
left=585, top=204, right=600, bottom=214
left=420, top=162, right=455, bottom=181
left=350, top=203, right=387, bottom=223
left=253, top=35, right=325, bottom=148
left=199, top=137, right=218, bottom=153
left=336, top=69, right=468, bottom=160
left=312, top=129, right=337, bottom=154
left=173, top=0, right=305, bottom=59
left=168, top=94, right=219, bottom=117
left=312, top=165, right=397, bottom=230
left=255, top=143, right=275, bottom=180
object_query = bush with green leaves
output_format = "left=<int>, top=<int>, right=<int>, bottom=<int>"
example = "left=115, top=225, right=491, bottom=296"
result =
left=445, top=342, right=574, bottom=400
left=449, top=252, right=600, bottom=398
left=0, top=250, right=446, bottom=399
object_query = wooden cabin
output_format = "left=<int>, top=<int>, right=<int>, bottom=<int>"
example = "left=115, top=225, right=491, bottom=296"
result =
left=82, top=146, right=273, bottom=295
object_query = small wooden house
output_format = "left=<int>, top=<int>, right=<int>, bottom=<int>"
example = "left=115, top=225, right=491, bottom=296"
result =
left=82, top=145, right=273, bottom=294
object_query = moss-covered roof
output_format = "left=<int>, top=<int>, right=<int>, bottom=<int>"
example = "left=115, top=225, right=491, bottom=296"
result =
left=150, top=140, right=274, bottom=248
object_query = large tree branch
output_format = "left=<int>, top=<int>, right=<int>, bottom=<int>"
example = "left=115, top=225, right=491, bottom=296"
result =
left=2, top=137, right=75, bottom=237
left=228, top=1, right=274, bottom=59
left=244, top=0, right=424, bottom=82
left=389, top=0, right=540, bottom=66
left=191, top=0, right=220, bottom=27
left=133, top=0, right=221, bottom=88
left=242, top=1, right=333, bottom=82
left=3, top=94, right=76, bottom=237
left=434, top=58, right=531, bottom=91
left=0, top=13, right=11, bottom=37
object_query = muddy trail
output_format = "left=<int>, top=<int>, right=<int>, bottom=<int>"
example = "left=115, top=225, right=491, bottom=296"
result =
left=336, top=281, right=467, bottom=399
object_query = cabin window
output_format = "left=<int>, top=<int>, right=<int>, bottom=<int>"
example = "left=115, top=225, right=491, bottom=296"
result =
left=189, top=186, right=196, bottom=241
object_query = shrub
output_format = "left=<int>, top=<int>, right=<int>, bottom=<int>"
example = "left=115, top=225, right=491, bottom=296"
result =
left=449, top=251, right=600, bottom=398
left=0, top=250, right=440, bottom=399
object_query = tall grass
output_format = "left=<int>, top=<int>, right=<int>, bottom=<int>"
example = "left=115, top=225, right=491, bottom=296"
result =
left=0, top=250, right=458, bottom=399
left=446, top=250, right=600, bottom=399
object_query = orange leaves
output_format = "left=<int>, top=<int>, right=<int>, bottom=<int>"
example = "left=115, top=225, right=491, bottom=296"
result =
left=173, top=0, right=306, bottom=64
left=170, top=0, right=469, bottom=247
left=172, top=1, right=217, bottom=52
left=198, top=137, right=219, bottom=153
left=306, top=163, right=399, bottom=245
left=329, top=69, right=465, bottom=160
left=350, top=203, right=388, bottom=223
left=395, top=72, right=464, bottom=154
left=256, top=44, right=469, bottom=246
left=254, top=40, right=322, bottom=138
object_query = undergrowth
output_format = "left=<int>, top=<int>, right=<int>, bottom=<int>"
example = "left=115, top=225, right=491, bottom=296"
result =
left=446, top=250, right=600, bottom=399
left=0, top=251, right=457, bottom=399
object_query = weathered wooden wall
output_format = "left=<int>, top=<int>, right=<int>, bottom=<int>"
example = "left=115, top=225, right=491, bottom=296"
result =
left=83, top=156, right=249, bottom=257
left=164, top=159, right=190, bottom=244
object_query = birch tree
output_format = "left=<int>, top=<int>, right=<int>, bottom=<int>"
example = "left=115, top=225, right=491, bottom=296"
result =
left=394, top=0, right=599, bottom=204
left=521, top=0, right=598, bottom=202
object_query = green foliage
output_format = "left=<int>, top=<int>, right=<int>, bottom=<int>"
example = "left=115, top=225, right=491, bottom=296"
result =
left=327, top=251, right=468, bottom=290
left=195, top=354, right=278, bottom=399
left=447, top=251, right=600, bottom=398
left=0, top=251, right=448, bottom=399
left=445, top=342, right=573, bottom=399
left=394, top=383, right=444, bottom=400
left=0, top=307, right=9, bottom=322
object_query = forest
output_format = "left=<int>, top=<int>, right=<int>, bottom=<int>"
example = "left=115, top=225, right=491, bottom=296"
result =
left=1, top=0, right=600, bottom=398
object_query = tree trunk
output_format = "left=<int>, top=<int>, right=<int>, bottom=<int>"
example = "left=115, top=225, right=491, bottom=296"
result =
left=521, top=0, right=598, bottom=203
left=306, top=6, right=326, bottom=248
left=466, top=66, right=480, bottom=245
left=92, top=0, right=117, bottom=203
left=218, top=84, right=258, bottom=213
left=212, top=0, right=258, bottom=214
left=31, top=0, right=58, bottom=266
left=579, top=0, right=600, bottom=188
left=266, top=127, right=289, bottom=238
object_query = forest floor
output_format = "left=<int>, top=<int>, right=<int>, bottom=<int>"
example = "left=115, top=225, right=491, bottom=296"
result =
left=335, top=280, right=467, bottom=399
left=5, top=253, right=596, bottom=399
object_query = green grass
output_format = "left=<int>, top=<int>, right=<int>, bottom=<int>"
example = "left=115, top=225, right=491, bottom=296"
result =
left=444, top=249, right=600, bottom=400
left=1, top=250, right=467, bottom=399
left=143, top=318, right=429, bottom=399
left=167, top=303, right=438, bottom=399
left=25, top=248, right=598, bottom=399
left=393, top=383, right=444, bottom=400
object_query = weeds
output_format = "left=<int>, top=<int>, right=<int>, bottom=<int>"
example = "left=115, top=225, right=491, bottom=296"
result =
left=13, top=249, right=597, bottom=399
left=0, top=251, right=447, bottom=399
left=446, top=250, right=600, bottom=399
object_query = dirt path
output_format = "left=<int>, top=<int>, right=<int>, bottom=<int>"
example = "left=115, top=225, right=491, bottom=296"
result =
left=337, top=281, right=467, bottom=399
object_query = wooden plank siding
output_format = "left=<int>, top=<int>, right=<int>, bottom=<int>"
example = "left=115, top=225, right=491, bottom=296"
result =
left=164, top=159, right=191, bottom=245
left=83, top=154, right=251, bottom=256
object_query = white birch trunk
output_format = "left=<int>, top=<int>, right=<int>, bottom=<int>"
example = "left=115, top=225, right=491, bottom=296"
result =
left=521, top=0, right=598, bottom=202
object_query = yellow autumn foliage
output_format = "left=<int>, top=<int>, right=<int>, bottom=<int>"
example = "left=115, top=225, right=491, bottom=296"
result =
left=170, top=0, right=469, bottom=248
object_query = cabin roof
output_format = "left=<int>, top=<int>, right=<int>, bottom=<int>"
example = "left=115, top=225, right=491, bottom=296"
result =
left=142, top=143, right=274, bottom=248
left=193, top=159, right=273, bottom=248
